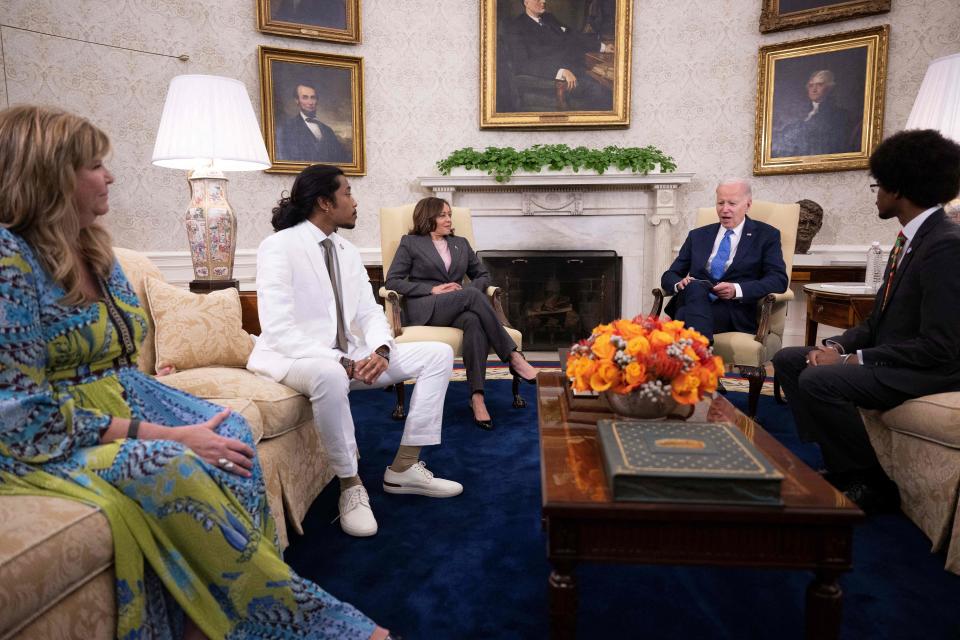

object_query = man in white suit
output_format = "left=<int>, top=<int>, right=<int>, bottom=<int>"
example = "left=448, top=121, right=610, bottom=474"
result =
left=248, top=164, right=462, bottom=537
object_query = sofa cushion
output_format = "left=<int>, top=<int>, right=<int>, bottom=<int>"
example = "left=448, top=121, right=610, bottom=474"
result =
left=143, top=277, right=253, bottom=371
left=0, top=496, right=113, bottom=637
left=881, top=392, right=960, bottom=448
left=157, top=367, right=312, bottom=440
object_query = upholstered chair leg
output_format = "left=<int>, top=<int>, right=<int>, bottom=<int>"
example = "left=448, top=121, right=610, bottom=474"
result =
left=739, top=365, right=765, bottom=418
left=392, top=383, right=406, bottom=420
left=512, top=375, right=527, bottom=408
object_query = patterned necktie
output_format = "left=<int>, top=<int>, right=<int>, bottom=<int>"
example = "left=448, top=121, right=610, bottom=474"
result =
left=320, top=238, right=349, bottom=352
left=880, top=231, right=906, bottom=311
left=709, top=229, right=734, bottom=282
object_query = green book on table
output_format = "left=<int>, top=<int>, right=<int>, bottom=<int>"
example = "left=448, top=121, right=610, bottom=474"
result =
left=597, top=419, right=784, bottom=506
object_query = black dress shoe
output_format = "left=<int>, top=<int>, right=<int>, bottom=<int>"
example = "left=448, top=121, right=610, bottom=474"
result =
left=509, top=351, right=537, bottom=385
left=843, top=481, right=900, bottom=515
left=474, top=416, right=494, bottom=431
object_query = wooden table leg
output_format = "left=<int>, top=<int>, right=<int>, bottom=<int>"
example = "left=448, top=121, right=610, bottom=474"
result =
left=805, top=569, right=843, bottom=640
left=805, top=316, right=818, bottom=346
left=548, top=562, right=577, bottom=640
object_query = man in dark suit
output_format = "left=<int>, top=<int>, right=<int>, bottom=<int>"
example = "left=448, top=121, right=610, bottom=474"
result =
left=506, top=0, right=612, bottom=111
left=773, top=129, right=960, bottom=513
left=660, top=179, right=789, bottom=343
left=772, top=69, right=860, bottom=158
left=276, top=83, right=350, bottom=163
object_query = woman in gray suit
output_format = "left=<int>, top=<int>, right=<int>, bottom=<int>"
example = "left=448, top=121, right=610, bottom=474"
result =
left=385, top=197, right=538, bottom=430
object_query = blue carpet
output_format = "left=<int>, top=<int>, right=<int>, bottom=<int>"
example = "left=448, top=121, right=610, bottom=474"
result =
left=284, top=381, right=960, bottom=639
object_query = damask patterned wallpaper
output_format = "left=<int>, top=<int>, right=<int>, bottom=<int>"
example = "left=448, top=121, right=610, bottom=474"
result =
left=1, top=0, right=957, bottom=255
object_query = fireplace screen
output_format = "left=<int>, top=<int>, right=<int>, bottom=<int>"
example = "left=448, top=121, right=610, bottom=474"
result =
left=477, top=250, right=621, bottom=352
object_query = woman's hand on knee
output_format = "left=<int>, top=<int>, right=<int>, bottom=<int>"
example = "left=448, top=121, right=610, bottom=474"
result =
left=431, top=282, right=461, bottom=295
left=173, top=409, right=255, bottom=477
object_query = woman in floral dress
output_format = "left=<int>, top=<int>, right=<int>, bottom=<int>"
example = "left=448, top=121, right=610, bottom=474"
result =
left=0, top=105, right=389, bottom=640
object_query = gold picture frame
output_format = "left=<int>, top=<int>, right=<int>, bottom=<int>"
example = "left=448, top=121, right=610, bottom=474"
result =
left=760, top=0, right=891, bottom=34
left=258, top=46, right=365, bottom=175
left=754, top=25, right=889, bottom=176
left=256, top=0, right=361, bottom=44
left=480, top=0, right=633, bottom=129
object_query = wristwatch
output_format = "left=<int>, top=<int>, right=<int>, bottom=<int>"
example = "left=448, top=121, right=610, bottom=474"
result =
left=339, top=356, right=355, bottom=376
left=374, top=345, right=391, bottom=363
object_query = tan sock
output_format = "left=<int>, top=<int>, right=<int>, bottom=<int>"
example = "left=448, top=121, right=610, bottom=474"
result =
left=390, top=445, right=421, bottom=472
left=339, top=475, right=362, bottom=491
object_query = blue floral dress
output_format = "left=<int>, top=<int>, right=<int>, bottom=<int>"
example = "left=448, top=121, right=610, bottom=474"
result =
left=0, top=228, right=376, bottom=640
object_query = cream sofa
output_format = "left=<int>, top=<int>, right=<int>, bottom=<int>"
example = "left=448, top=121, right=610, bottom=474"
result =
left=862, top=393, right=960, bottom=575
left=0, top=248, right=332, bottom=639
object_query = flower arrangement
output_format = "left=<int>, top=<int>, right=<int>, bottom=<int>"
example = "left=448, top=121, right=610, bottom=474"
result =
left=566, top=316, right=724, bottom=405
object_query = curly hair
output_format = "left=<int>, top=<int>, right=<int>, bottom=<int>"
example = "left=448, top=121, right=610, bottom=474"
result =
left=409, top=197, right=454, bottom=236
left=271, top=164, right=344, bottom=231
left=869, top=129, right=960, bottom=208
left=0, top=105, right=114, bottom=305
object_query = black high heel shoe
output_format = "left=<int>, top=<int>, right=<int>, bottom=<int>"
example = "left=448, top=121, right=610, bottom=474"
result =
left=469, top=395, right=494, bottom=431
left=508, top=351, right=537, bottom=385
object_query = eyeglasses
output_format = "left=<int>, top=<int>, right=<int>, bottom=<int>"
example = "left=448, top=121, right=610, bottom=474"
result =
left=869, top=183, right=880, bottom=193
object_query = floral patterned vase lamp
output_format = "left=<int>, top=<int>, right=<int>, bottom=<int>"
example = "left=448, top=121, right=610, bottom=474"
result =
left=152, top=74, right=270, bottom=292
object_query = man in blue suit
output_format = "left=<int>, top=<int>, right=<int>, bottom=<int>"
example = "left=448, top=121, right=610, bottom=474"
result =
left=660, top=179, right=789, bottom=343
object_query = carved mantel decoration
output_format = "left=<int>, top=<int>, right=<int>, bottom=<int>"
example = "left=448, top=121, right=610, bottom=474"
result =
left=418, top=171, right=695, bottom=317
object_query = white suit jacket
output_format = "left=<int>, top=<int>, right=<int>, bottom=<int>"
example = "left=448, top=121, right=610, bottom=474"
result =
left=247, top=220, right=395, bottom=382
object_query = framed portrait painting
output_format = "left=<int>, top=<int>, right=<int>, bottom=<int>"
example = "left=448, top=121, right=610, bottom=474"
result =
left=480, top=0, right=633, bottom=129
left=754, top=25, right=889, bottom=176
left=760, top=0, right=891, bottom=34
left=256, top=0, right=361, bottom=44
left=258, top=46, right=365, bottom=175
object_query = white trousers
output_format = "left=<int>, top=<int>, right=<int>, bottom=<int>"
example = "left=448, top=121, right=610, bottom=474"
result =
left=281, top=341, right=454, bottom=477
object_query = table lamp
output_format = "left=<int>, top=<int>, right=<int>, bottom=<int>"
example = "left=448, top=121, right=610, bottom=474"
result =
left=152, top=74, right=271, bottom=291
left=905, top=52, right=960, bottom=218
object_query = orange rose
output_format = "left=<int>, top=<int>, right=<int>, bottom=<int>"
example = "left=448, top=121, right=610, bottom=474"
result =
left=569, top=357, right=597, bottom=392
left=589, top=360, right=621, bottom=392
left=613, top=319, right=644, bottom=340
left=671, top=372, right=701, bottom=405
left=626, top=335, right=651, bottom=357
left=649, top=329, right=674, bottom=349
left=696, top=366, right=718, bottom=394
left=623, top=361, right=646, bottom=388
left=591, top=333, right=617, bottom=360
left=662, top=319, right=685, bottom=335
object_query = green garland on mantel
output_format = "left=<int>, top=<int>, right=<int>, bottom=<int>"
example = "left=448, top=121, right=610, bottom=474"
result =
left=436, top=144, right=677, bottom=183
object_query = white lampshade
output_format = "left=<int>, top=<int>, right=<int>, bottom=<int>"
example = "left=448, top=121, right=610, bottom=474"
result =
left=152, top=74, right=270, bottom=171
left=905, top=52, right=960, bottom=142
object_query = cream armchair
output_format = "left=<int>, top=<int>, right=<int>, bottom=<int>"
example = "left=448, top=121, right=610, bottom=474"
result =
left=379, top=204, right=525, bottom=417
left=650, top=201, right=800, bottom=417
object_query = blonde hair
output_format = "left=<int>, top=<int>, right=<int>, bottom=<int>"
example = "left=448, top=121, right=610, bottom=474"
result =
left=0, top=106, right=115, bottom=305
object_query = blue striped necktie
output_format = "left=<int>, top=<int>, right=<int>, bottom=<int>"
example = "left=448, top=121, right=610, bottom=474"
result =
left=709, top=229, right=734, bottom=281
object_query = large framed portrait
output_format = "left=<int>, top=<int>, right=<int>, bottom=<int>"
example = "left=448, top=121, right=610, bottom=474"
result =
left=480, top=0, right=633, bottom=129
left=753, top=25, right=889, bottom=176
left=760, top=0, right=891, bottom=33
left=258, top=46, right=365, bottom=175
left=256, top=0, right=361, bottom=44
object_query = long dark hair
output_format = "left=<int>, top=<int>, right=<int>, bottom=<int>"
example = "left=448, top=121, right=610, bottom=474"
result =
left=409, top=196, right=454, bottom=236
left=271, top=164, right=344, bottom=231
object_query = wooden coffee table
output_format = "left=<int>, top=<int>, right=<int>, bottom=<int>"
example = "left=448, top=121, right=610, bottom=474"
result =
left=538, top=372, right=863, bottom=639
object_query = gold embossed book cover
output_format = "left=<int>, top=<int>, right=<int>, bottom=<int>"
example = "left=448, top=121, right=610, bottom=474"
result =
left=597, top=419, right=784, bottom=506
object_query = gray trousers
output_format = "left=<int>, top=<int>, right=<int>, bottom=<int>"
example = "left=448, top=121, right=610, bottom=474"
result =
left=425, top=287, right=517, bottom=394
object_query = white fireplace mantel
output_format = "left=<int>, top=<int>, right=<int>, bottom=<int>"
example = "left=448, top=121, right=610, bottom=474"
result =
left=418, top=170, right=695, bottom=317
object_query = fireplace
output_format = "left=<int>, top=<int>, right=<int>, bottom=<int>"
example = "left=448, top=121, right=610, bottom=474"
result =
left=478, top=250, right=621, bottom=351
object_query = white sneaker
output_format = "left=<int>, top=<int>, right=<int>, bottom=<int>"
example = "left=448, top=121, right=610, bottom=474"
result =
left=337, top=485, right=377, bottom=537
left=383, top=461, right=463, bottom=497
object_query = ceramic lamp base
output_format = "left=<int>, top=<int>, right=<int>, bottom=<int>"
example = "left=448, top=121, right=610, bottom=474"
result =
left=184, top=166, right=237, bottom=282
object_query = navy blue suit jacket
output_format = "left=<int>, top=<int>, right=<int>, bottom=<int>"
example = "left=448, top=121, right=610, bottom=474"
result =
left=830, top=209, right=960, bottom=396
left=661, top=216, right=788, bottom=334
